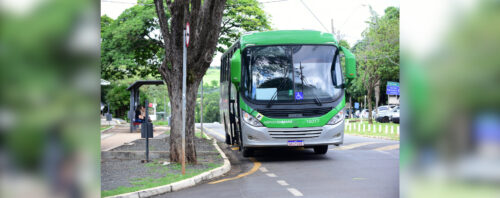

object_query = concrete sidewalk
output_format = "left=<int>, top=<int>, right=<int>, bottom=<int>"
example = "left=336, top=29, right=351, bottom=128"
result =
left=101, top=124, right=169, bottom=151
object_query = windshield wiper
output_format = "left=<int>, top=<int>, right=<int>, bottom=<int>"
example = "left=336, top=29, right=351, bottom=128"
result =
left=298, top=62, right=322, bottom=106
left=313, top=95, right=322, bottom=106
left=266, top=68, right=290, bottom=108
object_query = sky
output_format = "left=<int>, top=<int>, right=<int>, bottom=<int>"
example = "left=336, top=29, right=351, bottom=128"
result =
left=101, top=0, right=400, bottom=66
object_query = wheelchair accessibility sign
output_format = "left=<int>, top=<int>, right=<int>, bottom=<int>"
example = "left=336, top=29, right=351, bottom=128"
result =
left=295, top=92, right=303, bottom=100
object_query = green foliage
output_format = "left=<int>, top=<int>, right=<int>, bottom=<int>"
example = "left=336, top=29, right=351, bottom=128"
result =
left=338, top=39, right=351, bottom=49
left=202, top=68, right=221, bottom=86
left=105, top=83, right=148, bottom=119
left=101, top=15, right=113, bottom=35
left=101, top=0, right=271, bottom=81
left=218, top=0, right=271, bottom=53
left=195, top=83, right=220, bottom=123
left=101, top=162, right=222, bottom=197
left=101, top=1, right=164, bottom=81
left=347, top=6, right=399, bottom=108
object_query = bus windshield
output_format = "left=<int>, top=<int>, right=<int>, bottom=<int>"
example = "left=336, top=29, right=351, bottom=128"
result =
left=243, top=45, right=342, bottom=103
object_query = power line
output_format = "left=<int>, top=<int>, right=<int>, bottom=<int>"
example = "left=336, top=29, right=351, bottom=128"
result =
left=298, top=0, right=329, bottom=32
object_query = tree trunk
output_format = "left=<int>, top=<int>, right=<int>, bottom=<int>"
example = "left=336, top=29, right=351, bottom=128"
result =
left=165, top=66, right=201, bottom=164
left=185, top=80, right=201, bottom=163
left=166, top=70, right=183, bottom=163
left=169, top=85, right=182, bottom=163
left=153, top=0, right=227, bottom=164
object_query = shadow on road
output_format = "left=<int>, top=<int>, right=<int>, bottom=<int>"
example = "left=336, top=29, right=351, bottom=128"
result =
left=251, top=147, right=333, bottom=163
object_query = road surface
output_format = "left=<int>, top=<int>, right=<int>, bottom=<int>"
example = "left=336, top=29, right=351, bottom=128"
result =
left=154, top=123, right=399, bottom=198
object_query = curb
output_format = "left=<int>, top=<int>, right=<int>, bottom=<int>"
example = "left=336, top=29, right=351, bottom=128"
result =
left=345, top=133, right=400, bottom=141
left=101, top=125, right=115, bottom=133
left=105, top=134, right=231, bottom=198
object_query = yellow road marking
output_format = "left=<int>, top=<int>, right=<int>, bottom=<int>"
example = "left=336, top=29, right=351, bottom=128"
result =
left=203, top=127, right=225, bottom=139
left=208, top=157, right=261, bottom=184
left=231, top=147, right=239, bottom=150
left=331, top=142, right=378, bottom=150
left=374, top=144, right=399, bottom=151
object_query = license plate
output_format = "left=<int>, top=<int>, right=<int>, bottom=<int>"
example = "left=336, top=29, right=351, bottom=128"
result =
left=287, top=140, right=304, bottom=146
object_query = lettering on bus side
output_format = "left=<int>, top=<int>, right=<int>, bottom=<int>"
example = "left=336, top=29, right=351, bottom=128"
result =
left=263, top=120, right=293, bottom=124
left=306, top=119, right=320, bottom=124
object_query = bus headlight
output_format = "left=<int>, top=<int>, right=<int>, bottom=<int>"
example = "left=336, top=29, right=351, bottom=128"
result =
left=242, top=111, right=263, bottom=127
left=327, top=110, right=344, bottom=125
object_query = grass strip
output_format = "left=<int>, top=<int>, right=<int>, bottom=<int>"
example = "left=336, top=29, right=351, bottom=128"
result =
left=102, top=162, right=222, bottom=197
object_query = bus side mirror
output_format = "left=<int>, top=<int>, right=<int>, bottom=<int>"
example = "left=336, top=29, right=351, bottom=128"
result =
left=230, top=49, right=241, bottom=85
left=340, top=46, right=356, bottom=79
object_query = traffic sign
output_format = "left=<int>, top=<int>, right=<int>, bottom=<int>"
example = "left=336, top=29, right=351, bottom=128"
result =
left=387, top=81, right=399, bottom=87
left=185, top=22, right=190, bottom=47
left=386, top=81, right=400, bottom=95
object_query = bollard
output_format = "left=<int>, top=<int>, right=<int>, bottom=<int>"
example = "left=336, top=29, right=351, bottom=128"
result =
left=385, top=125, right=388, bottom=134
left=379, top=125, right=382, bottom=133
left=363, top=124, right=365, bottom=132
left=358, top=123, right=361, bottom=132
left=391, top=125, right=394, bottom=134
left=368, top=124, right=371, bottom=132
left=397, top=126, right=400, bottom=135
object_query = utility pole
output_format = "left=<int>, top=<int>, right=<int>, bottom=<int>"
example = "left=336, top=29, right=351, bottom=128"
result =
left=181, top=23, right=189, bottom=175
left=164, top=92, right=167, bottom=121
left=364, top=95, right=367, bottom=109
left=331, top=18, right=335, bottom=40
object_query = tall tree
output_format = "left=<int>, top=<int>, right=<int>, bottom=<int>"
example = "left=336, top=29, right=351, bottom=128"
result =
left=101, top=4, right=164, bottom=80
left=218, top=0, right=271, bottom=52
left=101, top=0, right=270, bottom=81
left=356, top=6, right=399, bottom=123
left=153, top=0, right=227, bottom=163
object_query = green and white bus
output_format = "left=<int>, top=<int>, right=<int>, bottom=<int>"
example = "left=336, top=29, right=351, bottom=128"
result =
left=220, top=30, right=356, bottom=157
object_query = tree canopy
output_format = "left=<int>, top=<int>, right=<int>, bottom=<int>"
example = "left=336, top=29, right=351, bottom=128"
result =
left=100, top=0, right=271, bottom=81
left=100, top=2, right=164, bottom=80
left=218, top=0, right=271, bottom=52
left=347, top=6, right=399, bottom=121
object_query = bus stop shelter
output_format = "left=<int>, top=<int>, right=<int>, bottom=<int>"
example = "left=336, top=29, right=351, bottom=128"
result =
left=127, top=80, right=164, bottom=132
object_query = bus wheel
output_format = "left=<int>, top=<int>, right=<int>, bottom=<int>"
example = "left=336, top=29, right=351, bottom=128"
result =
left=313, top=146, right=328, bottom=154
left=225, top=133, right=231, bottom=145
left=242, top=147, right=254, bottom=157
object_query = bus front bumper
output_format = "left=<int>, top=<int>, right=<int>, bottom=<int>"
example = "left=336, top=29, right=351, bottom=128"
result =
left=241, top=120, right=344, bottom=148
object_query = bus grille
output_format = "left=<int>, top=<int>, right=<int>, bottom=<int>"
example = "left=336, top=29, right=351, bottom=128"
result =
left=258, top=107, right=332, bottom=118
left=268, top=128, right=323, bottom=139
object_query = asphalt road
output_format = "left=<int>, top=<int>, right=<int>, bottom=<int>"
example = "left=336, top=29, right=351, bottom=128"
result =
left=154, top=123, right=399, bottom=198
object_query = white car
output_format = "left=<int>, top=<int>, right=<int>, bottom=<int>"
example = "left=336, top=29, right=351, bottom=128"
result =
left=360, top=109, right=370, bottom=119
left=374, top=105, right=398, bottom=122
left=390, top=107, right=400, bottom=123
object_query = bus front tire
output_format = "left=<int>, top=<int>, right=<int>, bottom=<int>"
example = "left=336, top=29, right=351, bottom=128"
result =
left=313, top=146, right=328, bottom=154
left=242, top=147, right=253, bottom=157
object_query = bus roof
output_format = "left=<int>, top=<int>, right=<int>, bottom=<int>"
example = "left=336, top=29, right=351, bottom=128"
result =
left=240, top=30, right=337, bottom=48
